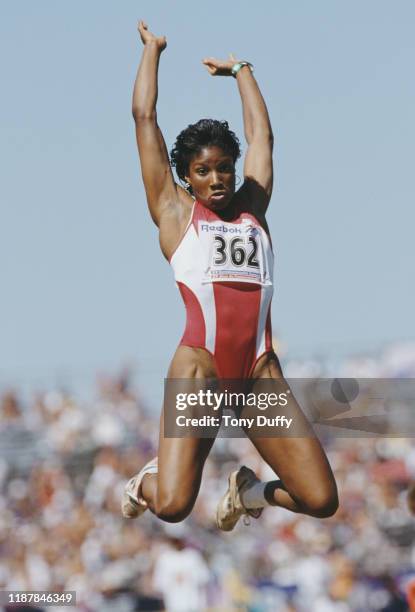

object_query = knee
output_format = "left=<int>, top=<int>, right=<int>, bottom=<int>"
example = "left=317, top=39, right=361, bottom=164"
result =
left=155, top=493, right=194, bottom=523
left=301, top=487, right=339, bottom=518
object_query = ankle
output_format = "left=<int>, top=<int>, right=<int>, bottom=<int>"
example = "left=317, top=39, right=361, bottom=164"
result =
left=264, top=481, right=281, bottom=507
left=140, top=471, right=158, bottom=503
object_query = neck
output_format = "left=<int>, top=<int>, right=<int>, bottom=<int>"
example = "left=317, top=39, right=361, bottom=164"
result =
left=198, top=199, right=237, bottom=221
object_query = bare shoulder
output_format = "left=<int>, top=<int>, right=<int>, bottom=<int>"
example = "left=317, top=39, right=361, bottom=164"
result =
left=158, top=185, right=195, bottom=260
left=240, top=177, right=272, bottom=214
left=234, top=179, right=266, bottom=218
left=233, top=181, right=269, bottom=228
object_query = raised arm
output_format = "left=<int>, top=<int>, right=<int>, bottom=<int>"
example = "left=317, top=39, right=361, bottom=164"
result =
left=132, top=22, right=180, bottom=226
left=203, top=55, right=274, bottom=213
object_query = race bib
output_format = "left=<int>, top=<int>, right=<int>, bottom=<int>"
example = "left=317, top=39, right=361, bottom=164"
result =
left=198, top=218, right=272, bottom=285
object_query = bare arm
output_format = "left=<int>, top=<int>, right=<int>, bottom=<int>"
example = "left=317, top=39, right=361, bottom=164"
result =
left=132, top=22, right=181, bottom=226
left=203, top=56, right=274, bottom=213
left=237, top=64, right=274, bottom=209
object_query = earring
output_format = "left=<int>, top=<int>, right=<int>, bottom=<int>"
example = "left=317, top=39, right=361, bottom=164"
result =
left=235, top=175, right=241, bottom=185
left=180, top=179, right=191, bottom=190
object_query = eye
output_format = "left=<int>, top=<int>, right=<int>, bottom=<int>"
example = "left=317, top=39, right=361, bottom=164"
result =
left=196, top=167, right=208, bottom=175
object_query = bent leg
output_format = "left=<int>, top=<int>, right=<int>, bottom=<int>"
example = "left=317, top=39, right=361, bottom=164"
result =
left=248, top=437, right=338, bottom=518
left=141, top=407, right=216, bottom=523
left=141, top=345, right=219, bottom=523
left=246, top=354, right=338, bottom=518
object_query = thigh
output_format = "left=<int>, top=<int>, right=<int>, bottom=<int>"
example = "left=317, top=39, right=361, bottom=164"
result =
left=247, top=353, right=337, bottom=500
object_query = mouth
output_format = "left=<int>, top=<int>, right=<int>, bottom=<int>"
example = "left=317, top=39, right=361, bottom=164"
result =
left=209, top=192, right=227, bottom=204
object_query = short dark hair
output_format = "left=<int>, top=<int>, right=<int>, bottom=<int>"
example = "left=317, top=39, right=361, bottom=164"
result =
left=170, top=119, right=241, bottom=189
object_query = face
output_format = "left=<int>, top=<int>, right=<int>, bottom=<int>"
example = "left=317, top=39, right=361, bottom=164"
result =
left=185, top=145, right=235, bottom=210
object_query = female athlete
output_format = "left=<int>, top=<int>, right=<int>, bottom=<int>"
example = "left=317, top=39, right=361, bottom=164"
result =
left=122, top=21, right=338, bottom=530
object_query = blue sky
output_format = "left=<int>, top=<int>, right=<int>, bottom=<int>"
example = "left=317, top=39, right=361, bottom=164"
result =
left=1, top=1, right=414, bottom=400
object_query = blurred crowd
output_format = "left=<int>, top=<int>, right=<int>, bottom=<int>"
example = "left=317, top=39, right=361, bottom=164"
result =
left=1, top=342, right=415, bottom=611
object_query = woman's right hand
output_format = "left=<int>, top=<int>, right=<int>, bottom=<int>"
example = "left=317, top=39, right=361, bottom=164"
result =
left=138, top=21, right=167, bottom=52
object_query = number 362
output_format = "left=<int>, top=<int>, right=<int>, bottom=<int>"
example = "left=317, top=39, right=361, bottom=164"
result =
left=213, top=235, right=259, bottom=268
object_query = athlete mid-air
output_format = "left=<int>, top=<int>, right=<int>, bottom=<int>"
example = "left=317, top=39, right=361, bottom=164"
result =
left=122, top=21, right=338, bottom=530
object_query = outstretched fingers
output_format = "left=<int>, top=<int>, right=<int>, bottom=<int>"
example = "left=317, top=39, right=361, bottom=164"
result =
left=202, top=56, right=237, bottom=76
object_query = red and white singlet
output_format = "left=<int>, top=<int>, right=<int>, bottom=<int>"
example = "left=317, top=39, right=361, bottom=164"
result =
left=170, top=200, right=274, bottom=379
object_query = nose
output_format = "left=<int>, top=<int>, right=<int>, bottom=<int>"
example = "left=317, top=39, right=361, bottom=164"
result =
left=210, top=171, right=223, bottom=188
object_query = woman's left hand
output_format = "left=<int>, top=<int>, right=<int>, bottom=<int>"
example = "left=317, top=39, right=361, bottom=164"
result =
left=202, top=54, right=239, bottom=76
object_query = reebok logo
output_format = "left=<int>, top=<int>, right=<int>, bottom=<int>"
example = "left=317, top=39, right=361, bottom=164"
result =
left=200, top=224, right=242, bottom=234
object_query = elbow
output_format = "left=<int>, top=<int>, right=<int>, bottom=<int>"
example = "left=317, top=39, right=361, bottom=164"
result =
left=261, top=125, right=274, bottom=144
left=132, top=107, right=157, bottom=123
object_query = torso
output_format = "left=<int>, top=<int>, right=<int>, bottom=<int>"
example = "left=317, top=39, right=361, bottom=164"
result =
left=167, top=198, right=275, bottom=379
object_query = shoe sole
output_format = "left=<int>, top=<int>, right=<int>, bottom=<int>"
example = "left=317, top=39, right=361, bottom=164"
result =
left=216, top=469, right=241, bottom=532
